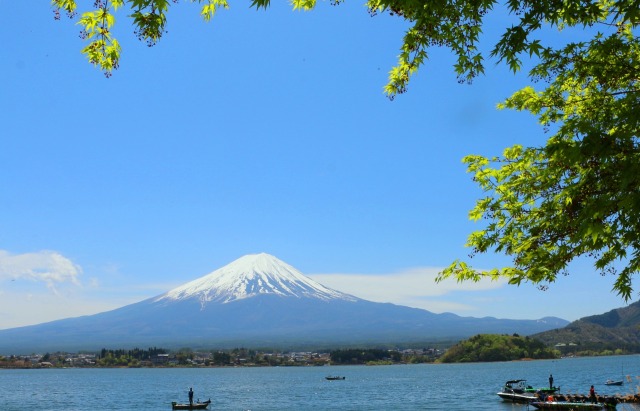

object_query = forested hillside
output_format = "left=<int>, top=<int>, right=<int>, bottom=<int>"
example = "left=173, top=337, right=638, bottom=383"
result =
left=438, top=334, right=558, bottom=363
left=532, top=301, right=640, bottom=353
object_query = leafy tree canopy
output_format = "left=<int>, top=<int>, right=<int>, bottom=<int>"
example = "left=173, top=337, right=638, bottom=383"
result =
left=438, top=8, right=640, bottom=301
left=52, top=1, right=640, bottom=298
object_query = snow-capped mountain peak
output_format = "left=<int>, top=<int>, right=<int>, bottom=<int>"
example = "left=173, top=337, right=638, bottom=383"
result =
left=155, top=253, right=358, bottom=305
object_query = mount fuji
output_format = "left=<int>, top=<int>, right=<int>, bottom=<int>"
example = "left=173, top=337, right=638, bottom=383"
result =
left=155, top=253, right=358, bottom=305
left=0, top=253, right=568, bottom=354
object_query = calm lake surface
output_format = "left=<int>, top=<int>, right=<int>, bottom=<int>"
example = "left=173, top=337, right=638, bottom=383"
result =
left=3, top=356, right=640, bottom=410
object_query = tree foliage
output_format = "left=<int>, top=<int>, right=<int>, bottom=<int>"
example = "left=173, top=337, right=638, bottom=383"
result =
left=329, top=348, right=402, bottom=364
left=439, top=13, right=640, bottom=300
left=438, top=334, right=558, bottom=363
left=52, top=1, right=640, bottom=297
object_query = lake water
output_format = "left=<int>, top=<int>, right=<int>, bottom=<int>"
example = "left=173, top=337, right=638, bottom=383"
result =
left=2, top=356, right=640, bottom=410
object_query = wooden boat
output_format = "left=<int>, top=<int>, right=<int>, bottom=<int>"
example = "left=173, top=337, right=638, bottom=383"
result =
left=325, top=376, right=345, bottom=380
left=531, top=401, right=614, bottom=410
left=171, top=399, right=211, bottom=410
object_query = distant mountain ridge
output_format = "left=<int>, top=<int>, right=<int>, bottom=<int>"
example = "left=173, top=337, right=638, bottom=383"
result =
left=532, top=300, right=640, bottom=348
left=0, top=253, right=568, bottom=354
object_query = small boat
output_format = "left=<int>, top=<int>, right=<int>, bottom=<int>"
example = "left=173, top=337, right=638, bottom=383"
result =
left=325, top=376, right=345, bottom=380
left=606, top=364, right=625, bottom=386
left=497, top=379, right=544, bottom=403
left=531, top=401, right=612, bottom=410
left=171, top=399, right=211, bottom=410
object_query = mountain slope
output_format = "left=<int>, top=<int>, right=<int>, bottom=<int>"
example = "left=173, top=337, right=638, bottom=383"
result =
left=0, top=253, right=568, bottom=354
left=532, top=300, right=640, bottom=348
left=156, top=253, right=358, bottom=305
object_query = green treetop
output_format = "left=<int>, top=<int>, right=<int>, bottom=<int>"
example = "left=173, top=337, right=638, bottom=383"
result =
left=439, top=15, right=640, bottom=300
left=52, top=0, right=640, bottom=298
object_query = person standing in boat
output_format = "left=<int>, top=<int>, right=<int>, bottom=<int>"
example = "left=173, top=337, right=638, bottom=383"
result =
left=549, top=374, right=554, bottom=390
left=589, top=385, right=596, bottom=403
left=188, top=387, right=194, bottom=405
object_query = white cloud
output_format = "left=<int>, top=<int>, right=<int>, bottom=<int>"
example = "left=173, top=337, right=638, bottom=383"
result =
left=0, top=250, right=82, bottom=290
left=309, top=266, right=507, bottom=313
left=0, top=291, right=124, bottom=330
left=0, top=250, right=184, bottom=329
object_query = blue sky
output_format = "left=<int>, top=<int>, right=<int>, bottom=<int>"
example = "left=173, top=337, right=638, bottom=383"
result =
left=0, top=1, right=632, bottom=330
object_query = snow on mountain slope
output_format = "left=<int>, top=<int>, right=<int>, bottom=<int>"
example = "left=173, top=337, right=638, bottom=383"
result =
left=155, top=253, right=358, bottom=305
